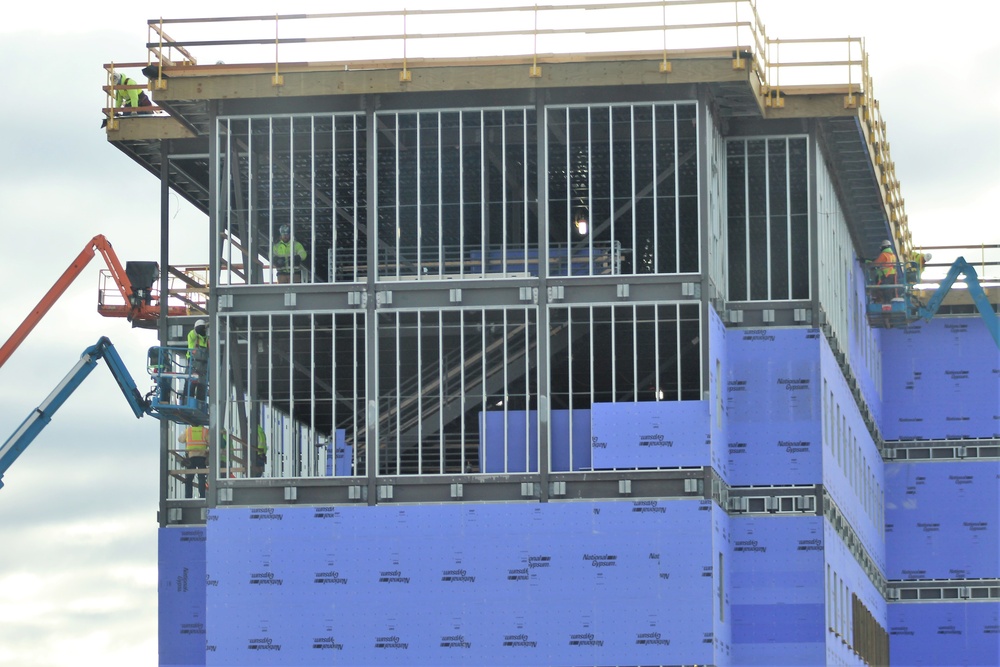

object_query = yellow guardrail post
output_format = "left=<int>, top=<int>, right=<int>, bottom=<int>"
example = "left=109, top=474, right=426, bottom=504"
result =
left=400, top=9, right=412, bottom=82
left=731, top=0, right=744, bottom=71
left=272, top=14, right=284, bottom=87
left=152, top=18, right=168, bottom=91
left=106, top=62, right=119, bottom=131
left=529, top=4, right=542, bottom=78
left=766, top=38, right=783, bottom=108
left=844, top=37, right=858, bottom=108
left=659, top=1, right=671, bottom=74
left=528, top=5, right=542, bottom=78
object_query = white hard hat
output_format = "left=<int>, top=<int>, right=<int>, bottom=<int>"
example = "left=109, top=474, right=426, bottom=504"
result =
left=195, top=319, right=206, bottom=328
left=112, top=72, right=123, bottom=84
left=924, top=252, right=932, bottom=261
left=880, top=239, right=892, bottom=249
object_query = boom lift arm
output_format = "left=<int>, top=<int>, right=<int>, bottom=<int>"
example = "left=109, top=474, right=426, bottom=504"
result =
left=914, top=257, right=999, bottom=348
left=0, top=337, right=152, bottom=489
left=0, top=336, right=208, bottom=487
left=868, top=256, right=999, bottom=348
left=0, top=234, right=183, bottom=371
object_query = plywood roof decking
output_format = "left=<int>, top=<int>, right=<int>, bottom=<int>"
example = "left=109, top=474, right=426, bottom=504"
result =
left=105, top=115, right=196, bottom=142
left=152, top=54, right=763, bottom=104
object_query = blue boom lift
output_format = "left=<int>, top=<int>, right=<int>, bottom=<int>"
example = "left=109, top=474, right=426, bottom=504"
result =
left=867, top=256, right=999, bottom=348
left=0, top=337, right=208, bottom=490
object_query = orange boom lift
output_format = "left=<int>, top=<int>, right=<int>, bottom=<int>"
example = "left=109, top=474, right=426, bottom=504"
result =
left=0, top=234, right=185, bottom=370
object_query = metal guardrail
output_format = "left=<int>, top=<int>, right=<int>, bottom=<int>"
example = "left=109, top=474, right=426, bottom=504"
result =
left=134, top=2, right=872, bottom=101
left=99, top=265, right=210, bottom=316
left=364, top=241, right=622, bottom=280
left=141, top=2, right=767, bottom=71
left=915, top=244, right=1000, bottom=284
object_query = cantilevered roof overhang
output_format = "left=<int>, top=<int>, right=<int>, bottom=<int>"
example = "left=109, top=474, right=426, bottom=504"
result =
left=106, top=48, right=901, bottom=260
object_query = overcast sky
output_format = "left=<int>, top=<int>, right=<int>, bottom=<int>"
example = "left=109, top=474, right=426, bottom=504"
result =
left=0, top=2, right=997, bottom=666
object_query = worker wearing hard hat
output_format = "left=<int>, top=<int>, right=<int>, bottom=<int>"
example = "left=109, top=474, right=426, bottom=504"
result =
left=178, top=425, right=209, bottom=499
left=871, top=240, right=900, bottom=303
left=273, top=224, right=307, bottom=283
left=110, top=71, right=153, bottom=115
left=187, top=319, right=209, bottom=401
left=251, top=424, right=268, bottom=478
left=906, top=250, right=932, bottom=284
left=188, top=319, right=208, bottom=349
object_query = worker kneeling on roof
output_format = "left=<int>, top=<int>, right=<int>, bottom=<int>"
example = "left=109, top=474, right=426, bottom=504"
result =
left=111, top=72, right=153, bottom=115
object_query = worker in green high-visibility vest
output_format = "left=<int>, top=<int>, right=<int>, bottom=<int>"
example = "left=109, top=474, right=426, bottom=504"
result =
left=110, top=72, right=152, bottom=115
left=186, top=319, right=208, bottom=401
left=273, top=224, right=307, bottom=283
left=252, top=425, right=268, bottom=478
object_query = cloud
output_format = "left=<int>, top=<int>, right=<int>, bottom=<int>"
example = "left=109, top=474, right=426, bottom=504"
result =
left=879, top=46, right=1000, bottom=198
left=0, top=480, right=158, bottom=667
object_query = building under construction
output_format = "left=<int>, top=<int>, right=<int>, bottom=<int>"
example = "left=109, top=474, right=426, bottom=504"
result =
left=99, top=3, right=999, bottom=665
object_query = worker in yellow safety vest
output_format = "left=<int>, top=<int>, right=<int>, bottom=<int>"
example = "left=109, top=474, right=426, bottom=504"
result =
left=273, top=224, right=307, bottom=283
left=906, top=250, right=932, bottom=285
left=111, top=72, right=153, bottom=115
left=186, top=319, right=209, bottom=401
left=178, top=425, right=209, bottom=499
left=251, top=424, right=268, bottom=478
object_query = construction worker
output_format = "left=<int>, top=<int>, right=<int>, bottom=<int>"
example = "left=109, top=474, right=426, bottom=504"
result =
left=178, top=425, right=209, bottom=499
left=110, top=72, right=153, bottom=115
left=273, top=224, right=307, bottom=283
left=906, top=250, right=932, bottom=284
left=871, top=239, right=899, bottom=303
left=251, top=424, right=268, bottom=478
left=187, top=319, right=209, bottom=401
